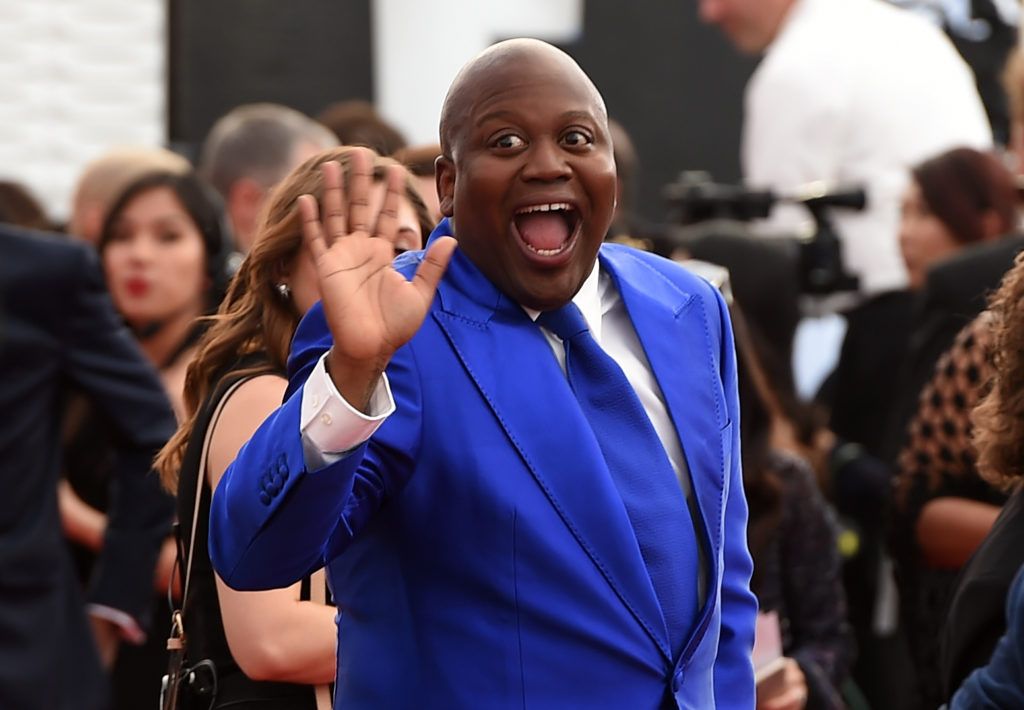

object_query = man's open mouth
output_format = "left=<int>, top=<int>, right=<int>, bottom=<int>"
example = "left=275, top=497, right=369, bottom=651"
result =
left=512, top=203, right=581, bottom=257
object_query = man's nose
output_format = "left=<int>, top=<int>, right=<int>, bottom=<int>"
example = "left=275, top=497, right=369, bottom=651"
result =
left=522, top=140, right=571, bottom=182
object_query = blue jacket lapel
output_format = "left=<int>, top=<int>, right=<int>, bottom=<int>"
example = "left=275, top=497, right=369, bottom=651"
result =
left=433, top=245, right=674, bottom=662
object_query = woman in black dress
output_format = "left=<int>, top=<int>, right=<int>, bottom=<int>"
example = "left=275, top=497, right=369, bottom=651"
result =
left=154, top=146, right=432, bottom=709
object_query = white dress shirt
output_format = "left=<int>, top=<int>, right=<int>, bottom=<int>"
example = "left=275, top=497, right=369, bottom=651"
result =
left=744, top=0, right=992, bottom=296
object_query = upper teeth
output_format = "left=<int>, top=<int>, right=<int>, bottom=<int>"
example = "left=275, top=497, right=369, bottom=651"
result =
left=517, top=203, right=571, bottom=214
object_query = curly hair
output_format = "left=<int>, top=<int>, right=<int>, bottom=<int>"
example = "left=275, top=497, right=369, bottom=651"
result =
left=153, top=146, right=432, bottom=492
left=972, top=249, right=1024, bottom=491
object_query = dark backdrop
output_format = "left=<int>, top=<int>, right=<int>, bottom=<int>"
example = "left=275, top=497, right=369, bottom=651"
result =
left=168, top=0, right=374, bottom=163
left=167, top=1, right=755, bottom=224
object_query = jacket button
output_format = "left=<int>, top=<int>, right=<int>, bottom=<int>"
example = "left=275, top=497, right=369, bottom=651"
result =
left=259, top=491, right=272, bottom=506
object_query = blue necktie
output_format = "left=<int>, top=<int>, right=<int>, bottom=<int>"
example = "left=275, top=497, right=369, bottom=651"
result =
left=538, top=302, right=698, bottom=657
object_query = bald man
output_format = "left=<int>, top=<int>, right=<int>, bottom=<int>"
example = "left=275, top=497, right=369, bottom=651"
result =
left=210, top=39, right=755, bottom=709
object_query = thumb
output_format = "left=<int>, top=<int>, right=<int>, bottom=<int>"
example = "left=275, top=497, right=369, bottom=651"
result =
left=412, top=237, right=457, bottom=302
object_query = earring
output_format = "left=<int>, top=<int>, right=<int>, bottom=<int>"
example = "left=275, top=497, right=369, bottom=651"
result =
left=275, top=282, right=291, bottom=299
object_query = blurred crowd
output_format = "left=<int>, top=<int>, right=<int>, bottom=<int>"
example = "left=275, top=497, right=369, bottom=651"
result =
left=4, top=1, right=1024, bottom=709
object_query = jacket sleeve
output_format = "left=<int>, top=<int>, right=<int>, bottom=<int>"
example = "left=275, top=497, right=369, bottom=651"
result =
left=62, top=245, right=176, bottom=631
left=951, top=567, right=1024, bottom=708
left=210, top=304, right=423, bottom=591
left=710, top=285, right=758, bottom=707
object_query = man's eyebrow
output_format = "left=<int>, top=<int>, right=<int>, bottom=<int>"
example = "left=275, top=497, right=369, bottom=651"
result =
left=560, top=110, right=599, bottom=124
left=474, top=109, right=518, bottom=127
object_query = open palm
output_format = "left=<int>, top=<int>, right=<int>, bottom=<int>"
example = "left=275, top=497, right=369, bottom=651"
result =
left=300, top=149, right=456, bottom=408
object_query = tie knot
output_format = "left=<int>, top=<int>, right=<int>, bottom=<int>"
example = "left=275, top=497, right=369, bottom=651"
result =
left=537, top=302, right=590, bottom=341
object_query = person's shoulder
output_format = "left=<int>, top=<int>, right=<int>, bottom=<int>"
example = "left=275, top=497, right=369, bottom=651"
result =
left=601, top=243, right=724, bottom=304
left=1, top=224, right=89, bottom=273
left=0, top=226, right=98, bottom=311
left=393, top=249, right=424, bottom=277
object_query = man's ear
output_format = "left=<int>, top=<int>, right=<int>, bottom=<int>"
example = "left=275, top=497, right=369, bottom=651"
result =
left=435, top=155, right=455, bottom=217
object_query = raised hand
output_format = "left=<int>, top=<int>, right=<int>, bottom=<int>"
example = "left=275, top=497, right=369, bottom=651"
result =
left=299, top=148, right=457, bottom=410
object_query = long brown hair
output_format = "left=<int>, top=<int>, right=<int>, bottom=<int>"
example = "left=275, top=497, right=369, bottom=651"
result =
left=972, top=250, right=1024, bottom=491
left=154, top=146, right=432, bottom=491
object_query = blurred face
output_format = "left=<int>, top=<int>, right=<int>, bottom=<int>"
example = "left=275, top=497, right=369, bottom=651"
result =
left=698, top=0, right=795, bottom=54
left=899, top=181, right=961, bottom=290
left=412, top=174, right=442, bottom=226
left=103, top=187, right=208, bottom=327
left=436, top=51, right=617, bottom=311
left=286, top=181, right=423, bottom=315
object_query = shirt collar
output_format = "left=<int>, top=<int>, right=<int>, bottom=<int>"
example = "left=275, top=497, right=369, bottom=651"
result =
left=522, top=260, right=603, bottom=341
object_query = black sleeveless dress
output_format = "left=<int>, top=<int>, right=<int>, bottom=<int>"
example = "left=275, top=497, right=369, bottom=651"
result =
left=176, top=356, right=320, bottom=708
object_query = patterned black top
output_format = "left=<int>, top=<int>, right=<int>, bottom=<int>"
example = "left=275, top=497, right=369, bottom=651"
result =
left=892, top=316, right=1008, bottom=709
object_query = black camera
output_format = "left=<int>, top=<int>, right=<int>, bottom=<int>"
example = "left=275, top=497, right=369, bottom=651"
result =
left=663, top=172, right=865, bottom=296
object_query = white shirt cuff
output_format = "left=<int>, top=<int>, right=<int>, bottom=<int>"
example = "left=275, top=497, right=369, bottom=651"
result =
left=300, top=353, right=395, bottom=468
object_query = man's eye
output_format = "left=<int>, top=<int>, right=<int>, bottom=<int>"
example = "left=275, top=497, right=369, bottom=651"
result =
left=493, top=134, right=525, bottom=149
left=562, top=130, right=592, bottom=147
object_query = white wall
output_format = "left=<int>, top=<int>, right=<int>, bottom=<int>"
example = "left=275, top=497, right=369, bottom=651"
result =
left=0, top=0, right=585, bottom=221
left=372, top=0, right=584, bottom=146
left=0, top=0, right=165, bottom=223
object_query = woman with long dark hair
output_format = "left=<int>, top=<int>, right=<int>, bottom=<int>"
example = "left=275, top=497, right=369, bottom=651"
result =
left=60, top=169, right=226, bottom=707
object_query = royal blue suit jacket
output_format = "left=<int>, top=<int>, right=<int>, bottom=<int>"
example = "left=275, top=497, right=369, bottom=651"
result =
left=210, top=236, right=756, bottom=709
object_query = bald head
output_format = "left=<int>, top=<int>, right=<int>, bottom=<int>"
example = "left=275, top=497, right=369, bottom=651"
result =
left=439, top=39, right=607, bottom=159
left=432, top=36, right=617, bottom=311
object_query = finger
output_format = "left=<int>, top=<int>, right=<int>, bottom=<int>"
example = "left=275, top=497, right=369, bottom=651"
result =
left=346, top=147, right=375, bottom=234
left=372, top=165, right=407, bottom=245
left=298, top=194, right=328, bottom=261
left=411, top=236, right=457, bottom=302
left=320, top=160, right=347, bottom=239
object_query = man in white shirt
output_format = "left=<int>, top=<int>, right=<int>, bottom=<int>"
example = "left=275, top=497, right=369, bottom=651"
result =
left=699, top=0, right=992, bottom=296
left=209, top=38, right=757, bottom=709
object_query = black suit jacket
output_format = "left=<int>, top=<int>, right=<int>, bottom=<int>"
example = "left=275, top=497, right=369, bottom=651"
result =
left=0, top=226, right=176, bottom=710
